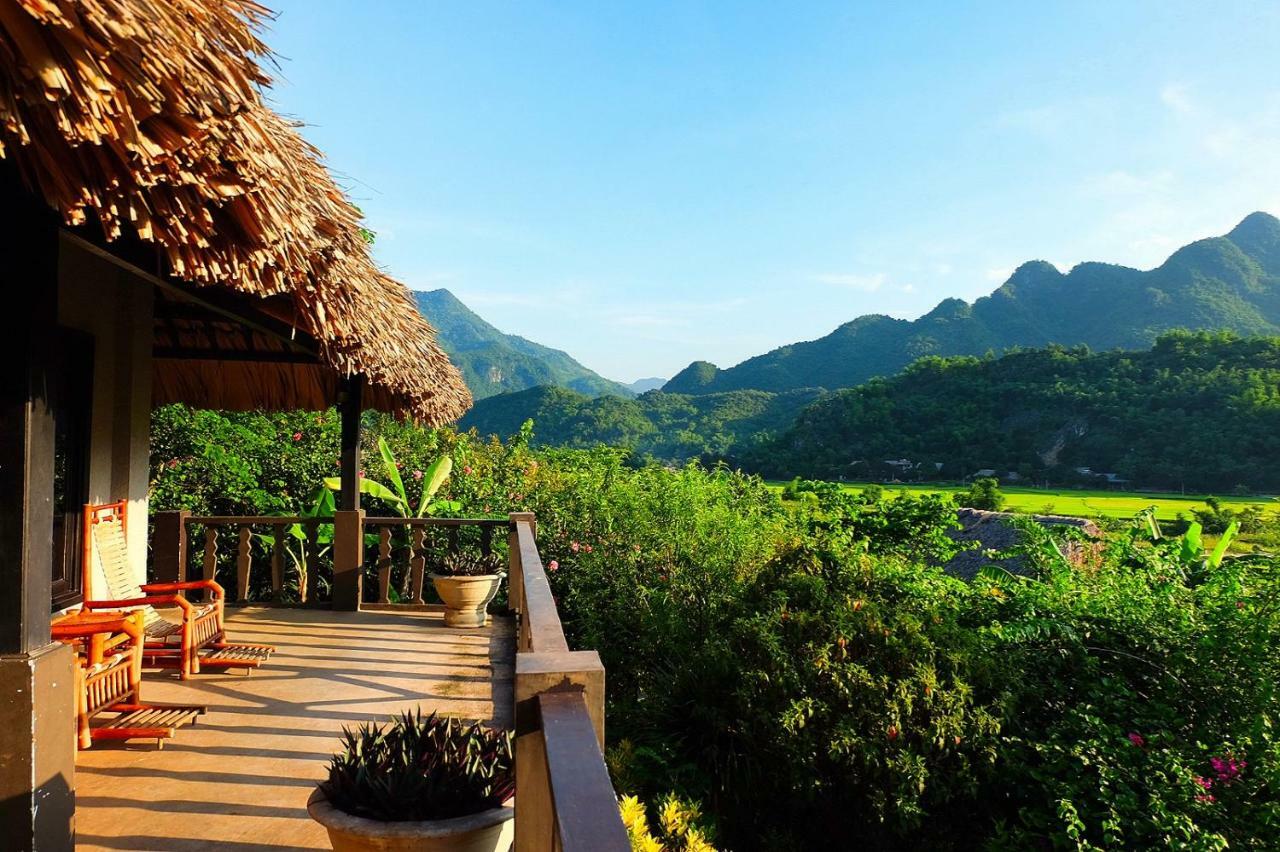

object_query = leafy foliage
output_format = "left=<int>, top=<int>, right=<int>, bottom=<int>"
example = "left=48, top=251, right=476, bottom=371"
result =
left=758, top=331, right=1280, bottom=491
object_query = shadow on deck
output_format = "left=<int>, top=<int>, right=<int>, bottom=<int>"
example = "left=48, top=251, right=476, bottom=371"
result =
left=73, top=606, right=515, bottom=851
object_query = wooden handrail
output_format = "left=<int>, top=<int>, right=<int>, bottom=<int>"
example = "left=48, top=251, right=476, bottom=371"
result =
left=514, top=517, right=569, bottom=653
left=509, top=512, right=628, bottom=852
left=363, top=516, right=509, bottom=527
left=538, top=692, right=632, bottom=850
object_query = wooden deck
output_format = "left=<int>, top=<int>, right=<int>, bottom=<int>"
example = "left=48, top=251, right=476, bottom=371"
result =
left=73, top=606, right=515, bottom=851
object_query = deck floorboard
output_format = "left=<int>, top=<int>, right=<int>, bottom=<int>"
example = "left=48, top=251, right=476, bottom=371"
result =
left=74, top=606, right=515, bottom=851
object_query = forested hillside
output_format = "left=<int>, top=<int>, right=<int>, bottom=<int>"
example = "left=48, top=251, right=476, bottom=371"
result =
left=414, top=289, right=631, bottom=399
left=460, top=384, right=825, bottom=461
left=754, top=331, right=1280, bottom=491
left=667, top=212, right=1280, bottom=394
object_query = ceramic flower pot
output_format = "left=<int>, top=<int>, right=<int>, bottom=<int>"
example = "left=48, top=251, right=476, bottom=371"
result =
left=307, top=789, right=513, bottom=852
left=430, top=574, right=502, bottom=628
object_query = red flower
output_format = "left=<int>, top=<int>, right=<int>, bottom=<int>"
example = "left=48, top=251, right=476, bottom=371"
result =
left=1127, top=732, right=1145, bottom=748
left=887, top=725, right=899, bottom=740
left=292, top=432, right=303, bottom=442
left=548, top=560, right=559, bottom=572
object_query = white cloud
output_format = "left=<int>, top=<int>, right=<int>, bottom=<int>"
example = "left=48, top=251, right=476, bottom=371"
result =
left=1160, top=83, right=1194, bottom=115
left=900, top=283, right=916, bottom=293
left=814, top=272, right=887, bottom=292
left=984, top=267, right=1012, bottom=284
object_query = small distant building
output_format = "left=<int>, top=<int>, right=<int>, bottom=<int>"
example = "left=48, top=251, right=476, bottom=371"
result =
left=967, top=468, right=997, bottom=480
left=941, top=510, right=1102, bottom=580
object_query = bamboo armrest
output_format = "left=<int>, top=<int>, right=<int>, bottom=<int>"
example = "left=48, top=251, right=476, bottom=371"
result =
left=82, top=595, right=196, bottom=614
left=142, top=579, right=225, bottom=600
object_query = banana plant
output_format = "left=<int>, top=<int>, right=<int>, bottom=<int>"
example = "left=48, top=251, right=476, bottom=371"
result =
left=254, top=486, right=336, bottom=600
left=323, top=437, right=458, bottom=519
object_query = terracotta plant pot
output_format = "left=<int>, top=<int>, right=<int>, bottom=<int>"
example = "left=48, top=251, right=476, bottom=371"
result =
left=307, top=789, right=513, bottom=852
left=430, top=574, right=502, bottom=628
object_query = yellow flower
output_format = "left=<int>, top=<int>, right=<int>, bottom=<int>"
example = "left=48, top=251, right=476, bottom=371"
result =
left=683, top=828, right=718, bottom=852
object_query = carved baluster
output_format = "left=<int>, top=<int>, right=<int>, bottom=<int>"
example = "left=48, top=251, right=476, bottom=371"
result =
left=410, top=525, right=427, bottom=604
left=447, top=525, right=460, bottom=557
left=237, top=525, right=252, bottom=602
left=377, top=525, right=392, bottom=604
left=480, top=524, right=494, bottom=557
left=271, top=523, right=285, bottom=601
left=202, top=525, right=219, bottom=587
left=303, top=521, right=319, bottom=604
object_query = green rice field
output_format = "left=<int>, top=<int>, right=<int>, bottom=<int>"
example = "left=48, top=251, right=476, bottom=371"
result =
left=769, top=481, right=1278, bottom=522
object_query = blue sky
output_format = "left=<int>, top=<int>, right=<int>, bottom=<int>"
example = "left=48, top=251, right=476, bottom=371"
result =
left=266, top=1, right=1280, bottom=383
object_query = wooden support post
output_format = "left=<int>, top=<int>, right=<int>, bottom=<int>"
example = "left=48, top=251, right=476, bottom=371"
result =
left=409, top=526, right=427, bottom=604
left=0, top=190, right=75, bottom=851
left=338, top=373, right=364, bottom=513
left=332, top=510, right=364, bottom=611
left=151, top=510, right=190, bottom=584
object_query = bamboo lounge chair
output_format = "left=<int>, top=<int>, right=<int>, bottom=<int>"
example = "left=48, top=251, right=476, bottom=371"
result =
left=51, top=610, right=205, bottom=748
left=79, top=501, right=274, bottom=678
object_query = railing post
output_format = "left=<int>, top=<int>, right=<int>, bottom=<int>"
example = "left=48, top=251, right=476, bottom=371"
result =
left=508, top=512, right=534, bottom=617
left=332, top=509, right=364, bottom=611
left=151, top=510, right=190, bottom=584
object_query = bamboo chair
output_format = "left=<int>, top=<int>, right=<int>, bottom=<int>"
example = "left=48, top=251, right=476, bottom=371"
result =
left=51, top=610, right=205, bottom=748
left=79, top=501, right=274, bottom=679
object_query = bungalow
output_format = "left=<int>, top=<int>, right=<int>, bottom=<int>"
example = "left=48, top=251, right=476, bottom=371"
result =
left=0, top=3, right=623, bottom=850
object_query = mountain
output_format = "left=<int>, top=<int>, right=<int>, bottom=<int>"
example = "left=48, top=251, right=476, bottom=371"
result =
left=627, top=377, right=667, bottom=394
left=459, top=385, right=826, bottom=462
left=752, top=331, right=1280, bottom=491
left=666, top=213, right=1280, bottom=394
left=414, top=289, right=632, bottom=400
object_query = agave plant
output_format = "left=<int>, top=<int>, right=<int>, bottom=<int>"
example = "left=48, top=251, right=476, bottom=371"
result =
left=320, top=709, right=514, bottom=822
left=436, top=551, right=505, bottom=578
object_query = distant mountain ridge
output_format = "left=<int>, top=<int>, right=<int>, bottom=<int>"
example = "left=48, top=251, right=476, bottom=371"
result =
left=460, top=385, right=825, bottom=462
left=414, top=289, right=632, bottom=400
left=666, top=212, right=1280, bottom=394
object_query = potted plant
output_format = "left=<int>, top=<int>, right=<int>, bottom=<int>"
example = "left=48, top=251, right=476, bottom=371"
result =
left=431, top=553, right=504, bottom=628
left=308, top=709, right=515, bottom=851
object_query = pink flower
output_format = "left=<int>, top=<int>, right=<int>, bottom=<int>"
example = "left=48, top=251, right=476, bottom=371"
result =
left=548, top=560, right=559, bottom=572
left=584, top=544, right=593, bottom=553
left=412, top=470, right=423, bottom=480
left=292, top=432, right=303, bottom=442
left=1210, top=755, right=1246, bottom=785
left=358, top=470, right=366, bottom=478
left=1127, top=732, right=1145, bottom=748
left=570, top=541, right=580, bottom=552
left=463, top=465, right=473, bottom=475
left=1195, top=775, right=1213, bottom=791
left=1196, top=792, right=1216, bottom=804
left=396, top=461, right=404, bottom=469
left=166, top=459, right=180, bottom=469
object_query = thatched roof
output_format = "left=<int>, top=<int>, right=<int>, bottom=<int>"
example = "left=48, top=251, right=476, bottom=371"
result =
left=0, top=0, right=470, bottom=422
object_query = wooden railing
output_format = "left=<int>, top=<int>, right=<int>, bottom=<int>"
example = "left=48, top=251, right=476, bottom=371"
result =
left=507, top=512, right=630, bottom=851
left=153, top=511, right=326, bottom=603
left=362, top=517, right=508, bottom=605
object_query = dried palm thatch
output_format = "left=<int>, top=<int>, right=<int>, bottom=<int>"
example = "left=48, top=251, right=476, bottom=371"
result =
left=0, top=0, right=470, bottom=422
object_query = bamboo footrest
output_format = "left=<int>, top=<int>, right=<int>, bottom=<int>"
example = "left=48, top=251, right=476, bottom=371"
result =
left=199, top=643, right=275, bottom=669
left=90, top=702, right=206, bottom=748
